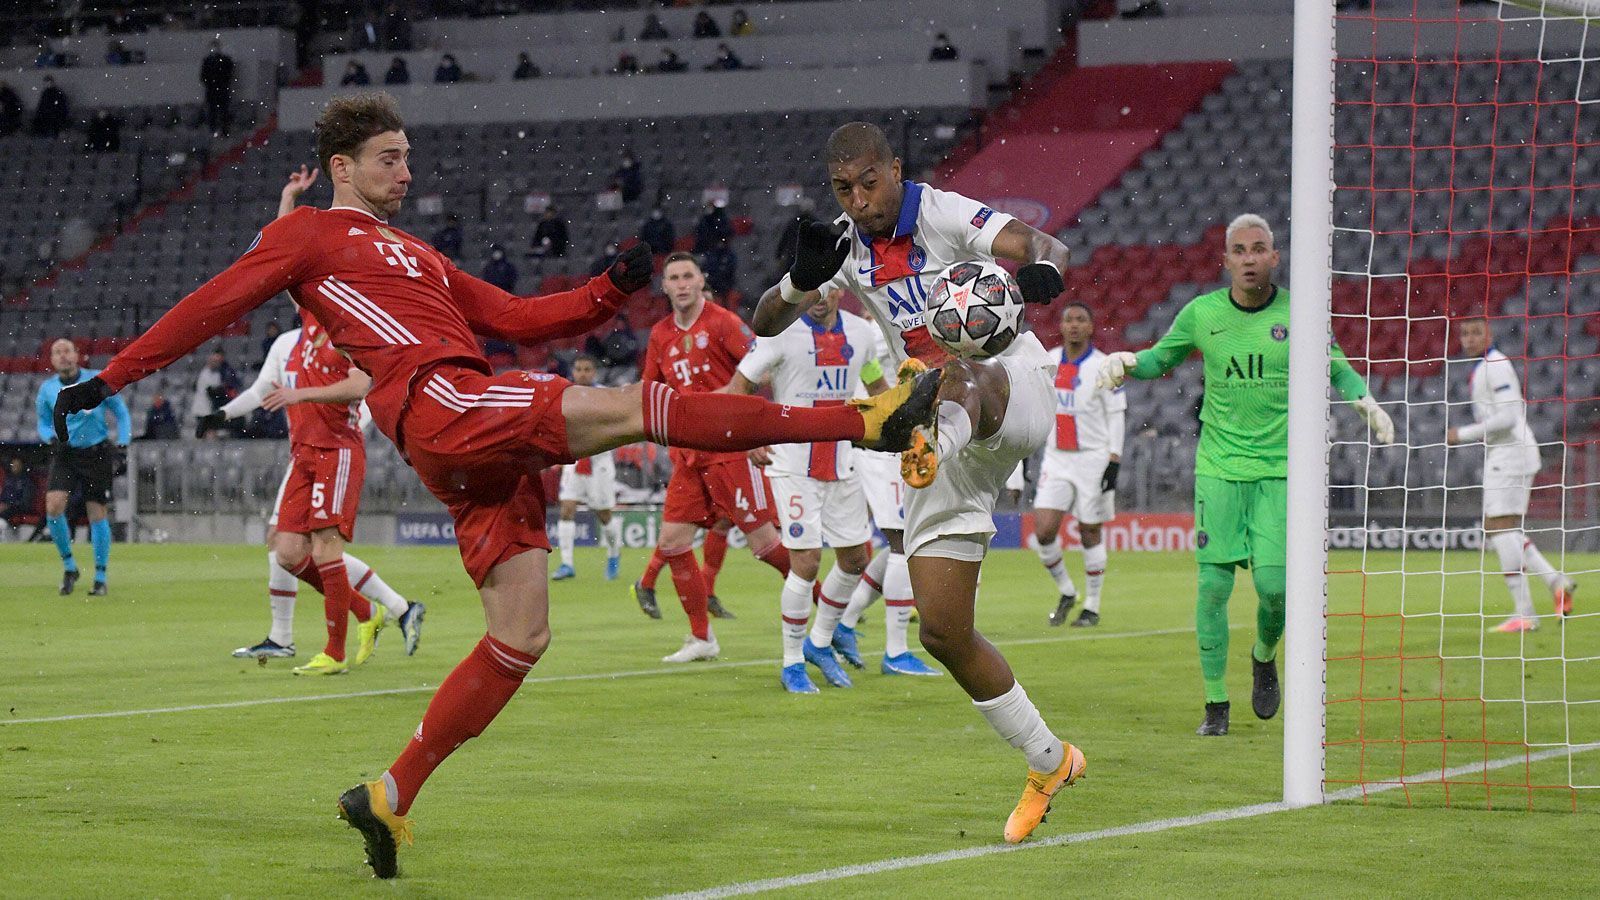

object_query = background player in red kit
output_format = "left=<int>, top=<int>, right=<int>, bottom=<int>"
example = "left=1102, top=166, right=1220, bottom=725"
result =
left=52, top=92, right=939, bottom=879
left=640, top=252, right=793, bottom=663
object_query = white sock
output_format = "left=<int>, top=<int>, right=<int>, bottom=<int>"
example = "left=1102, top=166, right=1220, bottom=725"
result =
left=1491, top=531, right=1537, bottom=619
left=780, top=571, right=813, bottom=666
left=842, top=549, right=889, bottom=628
left=809, top=563, right=862, bottom=648
left=557, top=519, right=576, bottom=568
left=267, top=552, right=297, bottom=647
left=973, top=681, right=1064, bottom=773
left=1520, top=537, right=1563, bottom=591
left=603, top=516, right=623, bottom=557
left=1033, top=533, right=1077, bottom=598
left=883, top=552, right=913, bottom=657
left=344, top=553, right=408, bottom=618
left=936, top=400, right=973, bottom=458
left=1082, top=543, right=1107, bottom=614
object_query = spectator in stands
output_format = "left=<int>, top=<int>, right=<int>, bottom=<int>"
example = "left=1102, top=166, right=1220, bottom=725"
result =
left=259, top=321, right=282, bottom=363
left=929, top=33, right=960, bottom=62
left=482, top=244, right=518, bottom=293
left=381, top=1, right=413, bottom=51
left=730, top=9, right=755, bottom=37
left=587, top=323, right=641, bottom=371
left=513, top=51, right=541, bottom=80
left=589, top=241, right=621, bottom=277
left=0, top=457, right=37, bottom=540
left=200, top=40, right=235, bottom=135
left=384, top=56, right=410, bottom=86
left=342, top=60, right=371, bottom=86
left=702, top=245, right=738, bottom=296
left=106, top=41, right=132, bottom=66
left=431, top=213, right=463, bottom=259
left=640, top=13, right=670, bottom=41
left=614, top=150, right=643, bottom=204
left=655, top=48, right=687, bottom=74
left=615, top=53, right=640, bottom=76
left=434, top=54, right=463, bottom=84
left=0, top=81, right=23, bottom=137
left=85, top=109, right=121, bottom=153
left=694, top=199, right=733, bottom=253
left=31, top=76, right=69, bottom=139
left=190, top=350, right=239, bottom=436
left=531, top=206, right=569, bottom=258
left=142, top=394, right=179, bottom=440
left=640, top=206, right=676, bottom=255
left=34, top=44, right=62, bottom=69
left=707, top=43, right=743, bottom=71
left=693, top=11, right=721, bottom=39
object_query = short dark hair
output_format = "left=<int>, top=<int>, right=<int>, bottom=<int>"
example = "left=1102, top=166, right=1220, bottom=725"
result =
left=314, top=92, right=405, bottom=174
left=572, top=353, right=599, bottom=368
left=825, top=122, right=894, bottom=166
left=1062, top=302, right=1094, bottom=321
left=663, top=250, right=701, bottom=270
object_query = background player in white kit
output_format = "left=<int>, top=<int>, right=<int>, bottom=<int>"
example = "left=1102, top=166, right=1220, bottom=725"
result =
left=1447, top=317, right=1576, bottom=632
left=1031, top=302, right=1126, bottom=628
left=752, top=122, right=1084, bottom=843
left=553, top=355, right=623, bottom=582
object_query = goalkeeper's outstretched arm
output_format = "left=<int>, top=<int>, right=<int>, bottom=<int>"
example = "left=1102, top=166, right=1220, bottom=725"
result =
left=1332, top=338, right=1395, bottom=444
left=1097, top=303, right=1197, bottom=390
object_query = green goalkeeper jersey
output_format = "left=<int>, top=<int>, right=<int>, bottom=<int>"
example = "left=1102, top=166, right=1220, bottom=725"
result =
left=1131, top=285, right=1369, bottom=482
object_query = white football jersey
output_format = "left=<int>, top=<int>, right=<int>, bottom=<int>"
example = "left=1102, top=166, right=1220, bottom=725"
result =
left=820, top=181, right=1014, bottom=364
left=1461, top=347, right=1540, bottom=474
left=1045, top=346, right=1127, bottom=458
left=738, top=310, right=878, bottom=480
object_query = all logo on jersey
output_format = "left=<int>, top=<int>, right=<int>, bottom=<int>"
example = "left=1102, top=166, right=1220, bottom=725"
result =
left=1225, top=354, right=1267, bottom=379
left=1271, top=324, right=1288, bottom=342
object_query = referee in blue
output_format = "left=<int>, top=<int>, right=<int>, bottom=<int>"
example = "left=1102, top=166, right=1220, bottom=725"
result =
left=37, top=338, right=130, bottom=595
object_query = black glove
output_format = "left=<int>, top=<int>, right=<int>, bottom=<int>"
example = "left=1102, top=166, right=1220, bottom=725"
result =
left=1016, top=262, right=1065, bottom=305
left=195, top=410, right=226, bottom=439
left=1100, top=459, right=1120, bottom=495
left=606, top=241, right=655, bottom=294
left=112, top=445, right=128, bottom=477
left=788, top=220, right=849, bottom=291
left=53, top=376, right=111, bottom=443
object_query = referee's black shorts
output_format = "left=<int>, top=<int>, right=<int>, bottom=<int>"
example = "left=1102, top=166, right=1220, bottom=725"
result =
left=47, top=442, right=117, bottom=505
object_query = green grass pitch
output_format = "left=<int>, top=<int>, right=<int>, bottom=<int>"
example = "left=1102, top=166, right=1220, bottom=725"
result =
left=2, top=543, right=1596, bottom=895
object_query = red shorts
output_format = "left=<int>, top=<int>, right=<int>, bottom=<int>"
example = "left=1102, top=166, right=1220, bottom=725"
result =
left=272, top=443, right=365, bottom=541
left=663, top=454, right=779, bottom=533
left=401, top=365, right=574, bottom=587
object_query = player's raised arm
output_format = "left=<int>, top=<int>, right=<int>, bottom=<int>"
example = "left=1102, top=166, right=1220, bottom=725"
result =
left=989, top=219, right=1069, bottom=305
left=262, top=368, right=371, bottom=411
left=1331, top=340, right=1394, bottom=445
left=752, top=220, right=850, bottom=336
left=278, top=165, right=319, bottom=219
left=1097, top=303, right=1198, bottom=391
left=446, top=242, right=652, bottom=343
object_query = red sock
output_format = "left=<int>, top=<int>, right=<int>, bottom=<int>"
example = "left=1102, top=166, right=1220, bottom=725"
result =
left=665, top=546, right=710, bottom=640
left=702, top=528, right=728, bottom=594
left=640, top=547, right=666, bottom=590
left=386, top=634, right=538, bottom=815
left=288, top=556, right=325, bottom=593
left=317, top=558, right=355, bottom=661
left=641, top=382, right=864, bottom=451
left=754, top=541, right=791, bottom=579
left=349, top=567, right=373, bottom=621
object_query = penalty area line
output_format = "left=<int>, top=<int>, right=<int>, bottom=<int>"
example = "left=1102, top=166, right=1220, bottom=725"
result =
left=657, top=742, right=1600, bottom=899
left=0, top=624, right=1216, bottom=726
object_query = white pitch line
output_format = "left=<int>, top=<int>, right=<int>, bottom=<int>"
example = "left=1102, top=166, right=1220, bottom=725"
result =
left=657, top=742, right=1600, bottom=899
left=0, top=624, right=1216, bottom=726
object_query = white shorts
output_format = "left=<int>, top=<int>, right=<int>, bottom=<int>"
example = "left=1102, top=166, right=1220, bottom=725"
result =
left=1035, top=449, right=1115, bottom=525
left=1482, top=466, right=1534, bottom=519
left=559, top=455, right=617, bottom=511
left=267, top=462, right=292, bottom=528
left=770, top=472, right=873, bottom=550
left=905, top=350, right=1056, bottom=559
left=856, top=449, right=907, bottom=530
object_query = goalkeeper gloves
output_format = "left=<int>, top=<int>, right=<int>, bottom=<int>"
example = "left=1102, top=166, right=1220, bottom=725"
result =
left=1100, top=459, right=1120, bottom=495
left=1096, top=351, right=1138, bottom=391
left=783, top=220, right=850, bottom=299
left=52, top=376, right=111, bottom=443
left=1015, top=261, right=1065, bottom=305
left=605, top=242, right=655, bottom=294
left=1351, top=394, right=1395, bottom=445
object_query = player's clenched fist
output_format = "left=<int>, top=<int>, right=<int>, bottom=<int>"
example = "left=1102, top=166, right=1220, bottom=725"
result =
left=1015, top=262, right=1065, bottom=304
left=52, top=376, right=111, bottom=442
left=1096, top=352, right=1138, bottom=391
left=788, top=220, right=850, bottom=292
left=606, top=242, right=655, bottom=294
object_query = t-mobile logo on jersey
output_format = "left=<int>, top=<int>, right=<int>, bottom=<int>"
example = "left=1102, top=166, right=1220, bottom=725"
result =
left=375, top=241, right=421, bottom=277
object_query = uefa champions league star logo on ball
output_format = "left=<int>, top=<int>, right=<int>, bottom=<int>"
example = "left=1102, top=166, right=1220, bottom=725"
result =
left=925, top=260, right=1025, bottom=359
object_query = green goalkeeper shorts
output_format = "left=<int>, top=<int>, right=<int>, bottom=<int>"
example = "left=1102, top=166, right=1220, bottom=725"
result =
left=1193, top=475, right=1287, bottom=568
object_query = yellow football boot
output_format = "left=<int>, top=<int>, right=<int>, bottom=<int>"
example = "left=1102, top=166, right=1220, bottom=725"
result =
left=292, top=652, right=349, bottom=676
left=850, top=368, right=942, bottom=452
left=1003, top=741, right=1087, bottom=843
left=337, top=778, right=414, bottom=879
left=353, top=603, right=387, bottom=666
left=900, top=426, right=939, bottom=488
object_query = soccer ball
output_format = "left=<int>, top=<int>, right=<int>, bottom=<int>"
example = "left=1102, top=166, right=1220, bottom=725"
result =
left=925, top=260, right=1025, bottom=359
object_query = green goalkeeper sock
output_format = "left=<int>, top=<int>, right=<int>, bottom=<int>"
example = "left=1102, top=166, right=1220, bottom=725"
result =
left=1196, top=563, right=1236, bottom=704
left=1252, top=565, right=1286, bottom=664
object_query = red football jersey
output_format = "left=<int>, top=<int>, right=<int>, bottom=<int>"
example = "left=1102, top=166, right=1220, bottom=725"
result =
left=641, top=300, right=753, bottom=467
left=98, top=206, right=629, bottom=448
left=285, top=311, right=362, bottom=450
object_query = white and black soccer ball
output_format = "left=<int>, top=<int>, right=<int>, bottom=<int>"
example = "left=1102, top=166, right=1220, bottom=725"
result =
left=925, top=260, right=1025, bottom=359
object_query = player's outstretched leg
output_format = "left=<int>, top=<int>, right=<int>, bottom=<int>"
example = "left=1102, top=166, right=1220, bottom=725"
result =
left=908, top=550, right=1083, bottom=843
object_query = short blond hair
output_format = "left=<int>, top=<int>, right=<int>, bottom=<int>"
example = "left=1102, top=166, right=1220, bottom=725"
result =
left=1225, top=213, right=1274, bottom=248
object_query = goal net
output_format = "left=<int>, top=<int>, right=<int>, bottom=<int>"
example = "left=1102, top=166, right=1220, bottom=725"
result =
left=1288, top=0, right=1600, bottom=811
